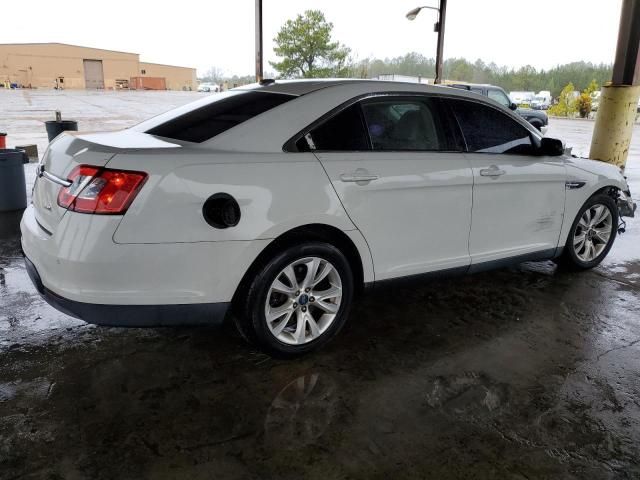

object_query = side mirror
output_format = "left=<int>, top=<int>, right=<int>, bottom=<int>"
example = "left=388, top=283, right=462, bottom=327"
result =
left=509, top=102, right=518, bottom=111
left=539, top=137, right=564, bottom=156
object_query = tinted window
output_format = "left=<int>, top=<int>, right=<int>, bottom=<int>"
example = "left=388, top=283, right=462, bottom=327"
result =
left=146, top=92, right=293, bottom=143
left=360, top=97, right=447, bottom=151
left=305, top=104, right=369, bottom=151
left=487, top=89, right=511, bottom=108
left=450, top=99, right=534, bottom=154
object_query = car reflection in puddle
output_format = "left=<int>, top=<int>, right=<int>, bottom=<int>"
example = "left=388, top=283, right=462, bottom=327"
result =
left=264, top=372, right=338, bottom=449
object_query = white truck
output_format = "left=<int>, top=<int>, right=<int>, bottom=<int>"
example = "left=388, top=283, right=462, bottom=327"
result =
left=531, top=91, right=552, bottom=110
left=509, top=91, right=535, bottom=106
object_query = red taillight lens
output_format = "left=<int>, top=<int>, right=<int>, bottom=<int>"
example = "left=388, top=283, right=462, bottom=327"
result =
left=57, top=165, right=147, bottom=214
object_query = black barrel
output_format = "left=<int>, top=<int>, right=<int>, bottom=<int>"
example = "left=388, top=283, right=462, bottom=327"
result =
left=0, top=149, right=28, bottom=211
left=45, top=120, right=78, bottom=142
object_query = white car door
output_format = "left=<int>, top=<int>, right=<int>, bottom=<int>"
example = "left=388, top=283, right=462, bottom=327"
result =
left=300, top=95, right=474, bottom=281
left=446, top=98, right=566, bottom=266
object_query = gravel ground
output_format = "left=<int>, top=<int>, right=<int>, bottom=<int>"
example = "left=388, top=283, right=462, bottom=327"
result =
left=1, top=89, right=640, bottom=479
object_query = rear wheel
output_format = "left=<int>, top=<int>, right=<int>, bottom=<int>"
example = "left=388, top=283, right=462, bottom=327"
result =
left=558, top=193, right=618, bottom=270
left=234, top=242, right=354, bottom=357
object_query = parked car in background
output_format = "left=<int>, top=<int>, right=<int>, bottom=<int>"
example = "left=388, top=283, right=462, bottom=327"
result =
left=509, top=91, right=535, bottom=107
left=197, top=83, right=218, bottom=93
left=590, top=91, right=601, bottom=112
left=22, top=79, right=635, bottom=356
left=448, top=83, right=549, bottom=132
left=531, top=91, right=552, bottom=110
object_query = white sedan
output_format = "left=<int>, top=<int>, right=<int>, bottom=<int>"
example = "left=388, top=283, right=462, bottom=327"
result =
left=21, top=80, right=636, bottom=356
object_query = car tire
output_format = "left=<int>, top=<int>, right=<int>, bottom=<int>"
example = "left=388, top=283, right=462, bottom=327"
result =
left=234, top=241, right=354, bottom=357
left=557, top=193, right=618, bottom=270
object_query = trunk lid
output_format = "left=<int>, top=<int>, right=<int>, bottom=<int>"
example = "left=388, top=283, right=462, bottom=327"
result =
left=33, top=131, right=179, bottom=234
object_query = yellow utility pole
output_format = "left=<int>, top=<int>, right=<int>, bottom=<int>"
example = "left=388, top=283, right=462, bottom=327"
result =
left=589, top=0, right=640, bottom=169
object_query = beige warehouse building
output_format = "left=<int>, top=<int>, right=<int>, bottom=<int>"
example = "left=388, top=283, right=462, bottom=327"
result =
left=0, top=43, right=196, bottom=91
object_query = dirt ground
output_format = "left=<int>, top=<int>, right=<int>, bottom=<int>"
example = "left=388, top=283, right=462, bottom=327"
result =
left=1, top=89, right=640, bottom=479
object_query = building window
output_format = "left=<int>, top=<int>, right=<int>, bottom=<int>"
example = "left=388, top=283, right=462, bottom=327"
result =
left=141, top=69, right=146, bottom=75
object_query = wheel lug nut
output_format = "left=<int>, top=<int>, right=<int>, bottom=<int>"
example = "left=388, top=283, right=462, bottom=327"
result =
left=293, top=302, right=298, bottom=308
left=305, top=288, right=310, bottom=293
left=301, top=306, right=307, bottom=312
left=309, top=297, right=315, bottom=302
left=295, top=290, right=300, bottom=296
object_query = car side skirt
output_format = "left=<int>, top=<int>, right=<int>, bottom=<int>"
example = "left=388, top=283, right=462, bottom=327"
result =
left=366, top=248, right=560, bottom=290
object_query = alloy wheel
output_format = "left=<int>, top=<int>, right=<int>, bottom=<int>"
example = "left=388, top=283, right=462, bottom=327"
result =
left=573, top=203, right=613, bottom=262
left=265, top=257, right=342, bottom=345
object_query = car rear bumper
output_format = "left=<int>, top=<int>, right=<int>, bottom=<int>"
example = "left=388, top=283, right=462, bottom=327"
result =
left=24, top=255, right=230, bottom=327
left=20, top=205, right=270, bottom=305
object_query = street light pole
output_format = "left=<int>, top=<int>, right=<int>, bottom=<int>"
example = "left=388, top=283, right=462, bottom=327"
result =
left=434, top=0, right=447, bottom=84
left=255, top=0, right=264, bottom=82
left=406, top=0, right=447, bottom=84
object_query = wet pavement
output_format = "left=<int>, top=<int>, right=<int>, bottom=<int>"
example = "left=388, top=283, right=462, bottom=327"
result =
left=1, top=92, right=640, bottom=479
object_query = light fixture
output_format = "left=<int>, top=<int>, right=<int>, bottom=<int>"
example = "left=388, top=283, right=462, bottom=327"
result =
left=405, top=5, right=439, bottom=21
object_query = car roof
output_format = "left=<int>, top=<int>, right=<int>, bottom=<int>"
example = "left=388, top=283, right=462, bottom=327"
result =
left=236, top=78, right=465, bottom=97
left=205, top=78, right=538, bottom=153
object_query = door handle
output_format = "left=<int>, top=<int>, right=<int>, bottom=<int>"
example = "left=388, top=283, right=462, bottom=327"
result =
left=479, top=166, right=506, bottom=177
left=340, top=172, right=379, bottom=184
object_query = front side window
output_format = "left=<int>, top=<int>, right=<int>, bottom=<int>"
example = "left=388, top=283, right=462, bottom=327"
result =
left=450, top=99, right=534, bottom=155
left=360, top=97, right=448, bottom=151
left=487, top=89, right=511, bottom=108
left=145, top=91, right=293, bottom=143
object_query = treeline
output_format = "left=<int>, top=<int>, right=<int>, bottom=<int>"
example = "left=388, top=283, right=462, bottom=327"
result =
left=200, top=55, right=612, bottom=98
left=350, top=54, right=612, bottom=97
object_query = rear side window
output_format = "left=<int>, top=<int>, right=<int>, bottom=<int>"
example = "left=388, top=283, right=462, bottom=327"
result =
left=360, top=97, right=448, bottom=151
left=450, top=99, right=534, bottom=154
left=302, top=104, right=370, bottom=151
left=146, top=92, right=293, bottom=143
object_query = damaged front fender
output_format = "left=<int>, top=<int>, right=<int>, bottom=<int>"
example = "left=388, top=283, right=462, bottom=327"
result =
left=618, top=189, right=636, bottom=218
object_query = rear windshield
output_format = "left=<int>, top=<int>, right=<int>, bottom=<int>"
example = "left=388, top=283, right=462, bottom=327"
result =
left=145, top=91, right=294, bottom=143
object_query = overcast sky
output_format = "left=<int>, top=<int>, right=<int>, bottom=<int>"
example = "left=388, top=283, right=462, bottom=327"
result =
left=3, top=0, right=623, bottom=77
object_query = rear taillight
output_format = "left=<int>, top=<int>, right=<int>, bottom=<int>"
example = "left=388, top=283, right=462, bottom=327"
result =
left=57, top=165, right=147, bottom=214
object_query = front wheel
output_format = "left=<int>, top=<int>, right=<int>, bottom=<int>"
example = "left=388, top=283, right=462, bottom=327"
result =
left=558, top=193, right=618, bottom=270
left=234, top=242, right=354, bottom=357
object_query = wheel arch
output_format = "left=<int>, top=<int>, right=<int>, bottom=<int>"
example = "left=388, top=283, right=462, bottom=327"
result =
left=232, top=224, right=370, bottom=308
left=528, top=118, right=543, bottom=129
left=558, top=182, right=622, bottom=250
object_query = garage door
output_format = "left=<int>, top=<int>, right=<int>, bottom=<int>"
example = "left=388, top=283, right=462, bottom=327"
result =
left=83, top=60, right=104, bottom=89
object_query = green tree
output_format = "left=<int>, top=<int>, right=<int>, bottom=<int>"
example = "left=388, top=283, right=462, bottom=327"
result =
left=270, top=10, right=351, bottom=78
left=549, top=83, right=578, bottom=117
left=585, top=79, right=599, bottom=96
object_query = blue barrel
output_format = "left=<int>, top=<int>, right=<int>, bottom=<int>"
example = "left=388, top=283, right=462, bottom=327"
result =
left=0, top=149, right=28, bottom=211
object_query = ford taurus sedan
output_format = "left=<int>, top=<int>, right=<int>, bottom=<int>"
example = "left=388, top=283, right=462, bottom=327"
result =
left=21, top=79, right=636, bottom=356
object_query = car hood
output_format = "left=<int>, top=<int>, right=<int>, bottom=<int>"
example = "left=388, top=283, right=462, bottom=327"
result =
left=566, top=156, right=627, bottom=185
